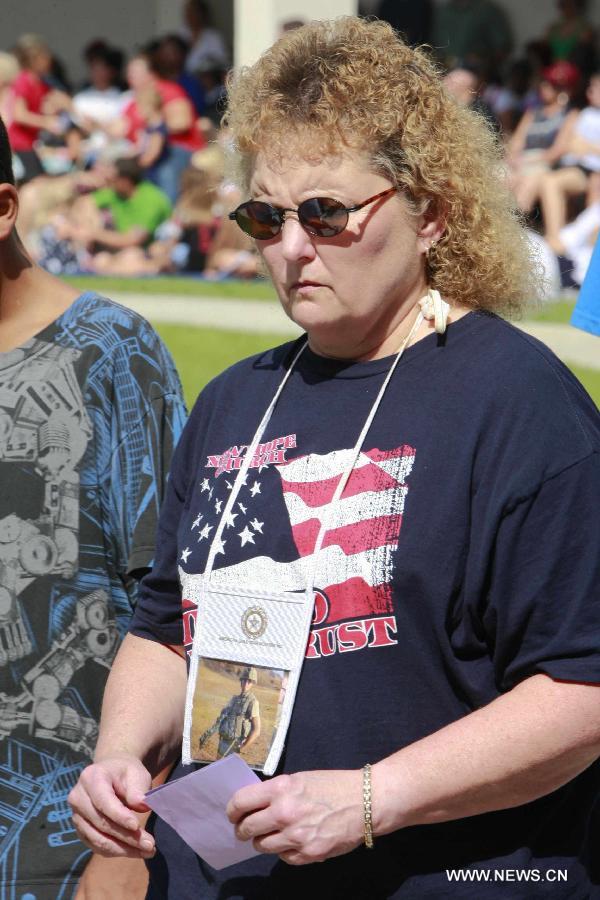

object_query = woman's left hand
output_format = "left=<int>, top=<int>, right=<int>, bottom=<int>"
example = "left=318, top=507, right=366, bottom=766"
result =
left=226, top=770, right=364, bottom=865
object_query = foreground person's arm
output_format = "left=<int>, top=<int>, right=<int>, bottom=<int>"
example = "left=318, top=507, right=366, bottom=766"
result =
left=228, top=674, right=600, bottom=864
left=68, top=634, right=187, bottom=858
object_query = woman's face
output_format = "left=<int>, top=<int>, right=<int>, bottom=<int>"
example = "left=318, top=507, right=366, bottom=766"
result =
left=249, top=151, right=438, bottom=360
left=31, top=49, right=52, bottom=77
left=127, top=58, right=153, bottom=91
left=539, top=80, right=559, bottom=104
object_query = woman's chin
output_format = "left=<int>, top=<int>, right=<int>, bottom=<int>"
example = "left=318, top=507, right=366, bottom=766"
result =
left=286, top=297, right=341, bottom=334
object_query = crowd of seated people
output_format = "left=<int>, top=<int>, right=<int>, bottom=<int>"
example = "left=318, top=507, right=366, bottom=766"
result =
left=0, top=0, right=258, bottom=281
left=386, top=0, right=600, bottom=293
left=3, top=0, right=600, bottom=288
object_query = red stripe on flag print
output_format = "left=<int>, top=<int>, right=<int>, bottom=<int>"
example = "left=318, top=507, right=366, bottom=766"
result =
left=291, top=514, right=404, bottom=557
left=324, top=577, right=393, bottom=621
left=280, top=461, right=400, bottom=506
left=365, top=445, right=416, bottom=463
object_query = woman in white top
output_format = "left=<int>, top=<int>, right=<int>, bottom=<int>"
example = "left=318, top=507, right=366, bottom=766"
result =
left=539, top=71, right=600, bottom=249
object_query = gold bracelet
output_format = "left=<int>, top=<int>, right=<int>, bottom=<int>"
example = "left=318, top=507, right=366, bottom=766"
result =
left=362, top=763, right=374, bottom=849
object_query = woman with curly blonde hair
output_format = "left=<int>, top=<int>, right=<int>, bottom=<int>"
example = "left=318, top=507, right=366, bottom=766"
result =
left=70, top=17, right=600, bottom=900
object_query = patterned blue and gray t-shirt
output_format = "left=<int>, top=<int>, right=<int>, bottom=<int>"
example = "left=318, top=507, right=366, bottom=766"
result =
left=0, top=292, right=186, bottom=898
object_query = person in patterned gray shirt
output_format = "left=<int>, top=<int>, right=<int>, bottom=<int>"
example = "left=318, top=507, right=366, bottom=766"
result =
left=0, top=116, right=186, bottom=900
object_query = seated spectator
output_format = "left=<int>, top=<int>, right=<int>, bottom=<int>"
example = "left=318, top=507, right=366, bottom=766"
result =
left=119, top=52, right=205, bottom=202
left=86, top=150, right=258, bottom=279
left=151, top=34, right=205, bottom=115
left=443, top=65, right=499, bottom=132
left=16, top=153, right=115, bottom=250
left=71, top=42, right=127, bottom=130
left=506, top=61, right=579, bottom=213
left=529, top=172, right=600, bottom=295
left=86, top=156, right=171, bottom=247
left=37, top=158, right=172, bottom=272
left=8, top=34, right=71, bottom=182
left=539, top=71, right=600, bottom=249
left=433, top=0, right=512, bottom=70
left=183, top=0, right=229, bottom=74
left=544, top=0, right=596, bottom=74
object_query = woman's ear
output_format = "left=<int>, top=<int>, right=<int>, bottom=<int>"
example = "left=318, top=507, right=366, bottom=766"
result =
left=0, top=183, right=19, bottom=242
left=417, top=199, right=446, bottom=253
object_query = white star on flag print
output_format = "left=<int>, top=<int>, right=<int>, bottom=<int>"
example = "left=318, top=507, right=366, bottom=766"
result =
left=239, top=525, right=255, bottom=546
left=198, top=523, right=213, bottom=541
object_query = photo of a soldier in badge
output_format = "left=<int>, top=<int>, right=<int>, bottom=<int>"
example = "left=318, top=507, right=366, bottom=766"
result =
left=201, top=666, right=261, bottom=759
left=190, top=659, right=286, bottom=770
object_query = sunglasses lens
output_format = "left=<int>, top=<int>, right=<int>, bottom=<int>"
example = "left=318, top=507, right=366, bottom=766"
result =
left=234, top=201, right=282, bottom=239
left=298, top=197, right=348, bottom=236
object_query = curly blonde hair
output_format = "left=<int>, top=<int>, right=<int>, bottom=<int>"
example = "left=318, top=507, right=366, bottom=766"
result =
left=226, top=17, right=538, bottom=315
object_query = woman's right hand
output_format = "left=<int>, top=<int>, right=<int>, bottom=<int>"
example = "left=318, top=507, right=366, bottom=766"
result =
left=68, top=756, right=156, bottom=859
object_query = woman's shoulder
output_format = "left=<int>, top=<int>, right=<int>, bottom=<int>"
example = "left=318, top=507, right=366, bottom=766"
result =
left=453, top=311, right=599, bottom=448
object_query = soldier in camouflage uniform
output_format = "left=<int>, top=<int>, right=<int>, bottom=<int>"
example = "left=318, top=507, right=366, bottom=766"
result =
left=199, top=667, right=261, bottom=759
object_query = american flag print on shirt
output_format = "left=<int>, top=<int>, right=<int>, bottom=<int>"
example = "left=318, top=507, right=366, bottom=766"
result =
left=180, top=443, right=416, bottom=660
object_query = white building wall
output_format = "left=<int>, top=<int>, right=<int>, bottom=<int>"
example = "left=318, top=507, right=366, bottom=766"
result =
left=234, top=0, right=358, bottom=66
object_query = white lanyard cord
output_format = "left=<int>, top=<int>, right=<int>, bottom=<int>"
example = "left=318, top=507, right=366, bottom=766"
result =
left=204, top=311, right=424, bottom=588
left=204, top=339, right=308, bottom=580
left=304, top=311, right=424, bottom=603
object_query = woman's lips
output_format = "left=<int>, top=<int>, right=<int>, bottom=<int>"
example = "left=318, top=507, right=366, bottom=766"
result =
left=290, top=281, right=326, bottom=292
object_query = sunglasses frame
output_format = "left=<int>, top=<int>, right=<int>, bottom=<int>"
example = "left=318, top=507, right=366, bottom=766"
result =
left=228, top=187, right=397, bottom=240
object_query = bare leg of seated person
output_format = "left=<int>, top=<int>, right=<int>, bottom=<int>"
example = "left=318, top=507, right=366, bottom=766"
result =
left=90, top=247, right=161, bottom=276
left=539, top=166, right=588, bottom=251
left=511, top=168, right=548, bottom=216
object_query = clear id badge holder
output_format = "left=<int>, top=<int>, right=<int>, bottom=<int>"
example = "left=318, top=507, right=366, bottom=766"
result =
left=182, top=341, right=311, bottom=775
left=182, top=313, right=424, bottom=775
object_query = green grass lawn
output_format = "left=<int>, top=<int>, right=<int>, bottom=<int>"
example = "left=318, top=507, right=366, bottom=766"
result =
left=66, top=275, right=277, bottom=301
left=155, top=322, right=600, bottom=410
left=569, top=365, right=600, bottom=405
left=66, top=277, right=597, bottom=404
left=154, top=323, right=287, bottom=408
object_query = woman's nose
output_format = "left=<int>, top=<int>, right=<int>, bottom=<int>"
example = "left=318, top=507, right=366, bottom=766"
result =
left=280, top=215, right=316, bottom=262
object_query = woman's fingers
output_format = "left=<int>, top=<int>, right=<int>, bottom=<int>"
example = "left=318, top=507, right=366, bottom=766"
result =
left=68, top=760, right=155, bottom=856
left=71, top=814, right=155, bottom=859
left=71, top=789, right=154, bottom=852
left=227, top=777, right=285, bottom=824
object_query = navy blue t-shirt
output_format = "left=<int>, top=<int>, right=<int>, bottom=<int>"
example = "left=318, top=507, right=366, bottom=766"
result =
left=131, top=311, right=600, bottom=899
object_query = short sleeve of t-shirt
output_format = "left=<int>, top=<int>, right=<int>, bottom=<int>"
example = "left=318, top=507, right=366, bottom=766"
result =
left=482, top=451, right=600, bottom=690
left=97, top=323, right=185, bottom=586
left=249, top=698, right=260, bottom=718
left=129, top=394, right=201, bottom=644
left=11, top=70, right=48, bottom=107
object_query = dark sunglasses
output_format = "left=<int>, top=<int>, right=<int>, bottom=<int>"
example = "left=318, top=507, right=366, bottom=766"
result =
left=228, top=187, right=396, bottom=240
